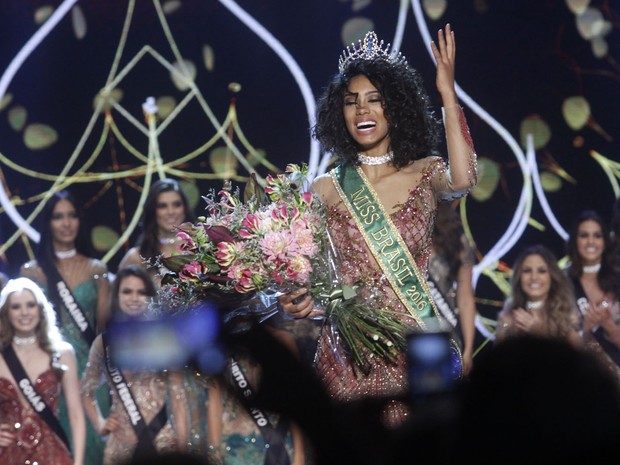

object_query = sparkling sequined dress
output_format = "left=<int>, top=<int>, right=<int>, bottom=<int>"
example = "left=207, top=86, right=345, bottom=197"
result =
left=570, top=277, right=620, bottom=384
left=217, top=353, right=296, bottom=465
left=21, top=257, right=108, bottom=465
left=0, top=370, right=73, bottom=465
left=315, top=157, right=454, bottom=427
left=81, top=336, right=182, bottom=465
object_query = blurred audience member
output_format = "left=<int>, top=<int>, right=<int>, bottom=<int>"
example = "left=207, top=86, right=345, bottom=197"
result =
left=123, top=451, right=211, bottom=465
left=453, top=335, right=620, bottom=465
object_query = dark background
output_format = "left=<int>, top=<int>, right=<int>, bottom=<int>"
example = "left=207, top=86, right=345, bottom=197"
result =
left=0, top=0, right=618, bottom=354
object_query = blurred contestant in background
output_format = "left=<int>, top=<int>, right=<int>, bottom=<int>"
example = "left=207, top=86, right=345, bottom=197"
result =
left=81, top=265, right=188, bottom=465
left=495, top=244, right=581, bottom=346
left=428, top=201, right=477, bottom=375
left=566, top=210, right=620, bottom=381
left=20, top=190, right=108, bottom=465
left=0, top=277, right=85, bottom=465
left=118, top=179, right=194, bottom=287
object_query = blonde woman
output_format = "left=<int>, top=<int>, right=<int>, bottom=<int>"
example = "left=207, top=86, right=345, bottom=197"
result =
left=0, top=277, right=85, bottom=465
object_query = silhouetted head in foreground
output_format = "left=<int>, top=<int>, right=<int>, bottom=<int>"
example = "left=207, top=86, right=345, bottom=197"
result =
left=453, top=335, right=620, bottom=465
left=121, top=451, right=210, bottom=465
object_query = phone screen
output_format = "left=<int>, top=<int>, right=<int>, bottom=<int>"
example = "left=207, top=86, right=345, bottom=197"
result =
left=106, top=304, right=226, bottom=375
left=406, top=331, right=455, bottom=397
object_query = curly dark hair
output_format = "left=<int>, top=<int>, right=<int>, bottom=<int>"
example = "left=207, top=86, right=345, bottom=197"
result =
left=566, top=210, right=620, bottom=296
left=312, top=59, right=442, bottom=169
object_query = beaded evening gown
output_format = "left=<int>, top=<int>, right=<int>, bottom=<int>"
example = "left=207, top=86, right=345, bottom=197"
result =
left=0, top=369, right=73, bottom=465
left=582, top=333, right=620, bottom=383
left=314, top=157, right=451, bottom=427
left=570, top=278, right=620, bottom=384
left=216, top=353, right=297, bottom=465
left=81, top=336, right=184, bottom=465
left=21, top=256, right=108, bottom=465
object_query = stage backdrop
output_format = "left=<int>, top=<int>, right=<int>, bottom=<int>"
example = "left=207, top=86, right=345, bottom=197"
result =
left=0, top=0, right=618, bottom=352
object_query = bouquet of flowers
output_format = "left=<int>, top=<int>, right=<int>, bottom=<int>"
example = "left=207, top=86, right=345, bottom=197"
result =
left=160, top=164, right=409, bottom=373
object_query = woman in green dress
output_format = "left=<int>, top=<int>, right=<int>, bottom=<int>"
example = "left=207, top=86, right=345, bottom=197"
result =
left=21, top=190, right=109, bottom=465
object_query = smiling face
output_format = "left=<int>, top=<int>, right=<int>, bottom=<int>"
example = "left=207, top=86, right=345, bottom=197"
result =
left=7, top=290, right=41, bottom=338
left=519, top=254, right=551, bottom=303
left=118, top=275, right=150, bottom=317
left=343, top=74, right=391, bottom=156
left=155, top=190, right=186, bottom=236
left=576, top=219, right=604, bottom=266
left=50, top=199, right=79, bottom=250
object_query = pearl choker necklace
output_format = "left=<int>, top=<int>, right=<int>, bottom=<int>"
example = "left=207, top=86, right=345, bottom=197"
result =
left=526, top=300, right=544, bottom=310
left=583, top=263, right=601, bottom=274
left=55, top=248, right=77, bottom=260
left=13, top=335, right=37, bottom=346
left=357, top=151, right=394, bottom=165
left=159, top=237, right=178, bottom=246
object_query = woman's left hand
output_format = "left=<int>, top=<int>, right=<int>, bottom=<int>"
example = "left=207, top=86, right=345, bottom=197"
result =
left=431, top=23, right=458, bottom=106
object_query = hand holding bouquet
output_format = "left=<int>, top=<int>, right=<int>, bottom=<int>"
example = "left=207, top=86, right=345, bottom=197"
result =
left=161, top=164, right=325, bottom=305
left=160, top=164, right=409, bottom=374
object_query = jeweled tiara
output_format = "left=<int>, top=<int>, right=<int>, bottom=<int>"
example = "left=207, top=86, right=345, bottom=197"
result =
left=338, top=31, right=408, bottom=74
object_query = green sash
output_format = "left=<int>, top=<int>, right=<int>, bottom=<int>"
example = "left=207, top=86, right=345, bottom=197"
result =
left=331, top=163, right=462, bottom=372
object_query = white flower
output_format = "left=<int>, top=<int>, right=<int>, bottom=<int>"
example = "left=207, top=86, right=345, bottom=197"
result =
left=142, top=96, right=158, bottom=115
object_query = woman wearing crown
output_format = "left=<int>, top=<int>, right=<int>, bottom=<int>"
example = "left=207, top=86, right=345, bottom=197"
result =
left=279, top=24, right=477, bottom=427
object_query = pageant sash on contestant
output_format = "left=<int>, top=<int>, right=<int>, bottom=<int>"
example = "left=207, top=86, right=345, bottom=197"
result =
left=572, top=279, right=620, bottom=367
left=426, top=274, right=464, bottom=349
left=332, top=163, right=463, bottom=375
left=229, top=356, right=291, bottom=465
left=102, top=333, right=167, bottom=460
left=39, top=261, right=96, bottom=346
left=2, top=345, right=71, bottom=450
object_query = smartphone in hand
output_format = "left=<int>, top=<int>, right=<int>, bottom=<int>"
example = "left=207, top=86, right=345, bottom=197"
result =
left=406, top=330, right=456, bottom=398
